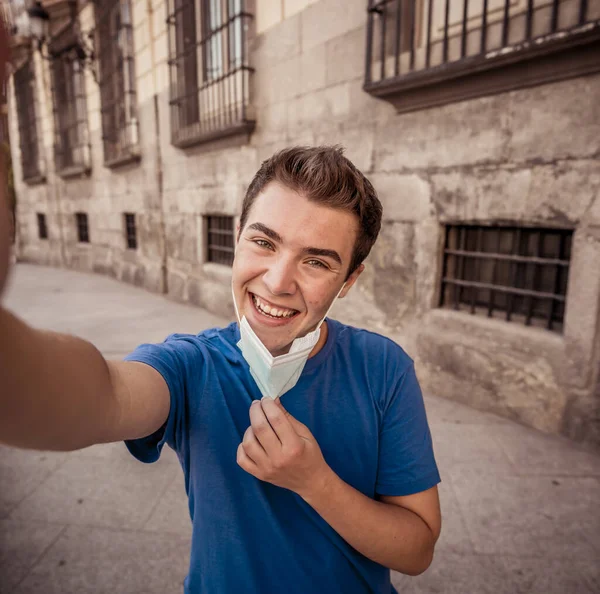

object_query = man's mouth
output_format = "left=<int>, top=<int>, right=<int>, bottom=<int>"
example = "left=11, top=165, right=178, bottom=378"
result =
left=250, top=293, right=299, bottom=320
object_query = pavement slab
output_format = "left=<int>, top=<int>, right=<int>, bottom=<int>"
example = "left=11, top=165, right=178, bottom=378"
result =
left=1, top=264, right=599, bottom=594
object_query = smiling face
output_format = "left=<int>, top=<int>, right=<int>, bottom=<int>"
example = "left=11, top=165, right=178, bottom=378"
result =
left=232, top=182, right=364, bottom=356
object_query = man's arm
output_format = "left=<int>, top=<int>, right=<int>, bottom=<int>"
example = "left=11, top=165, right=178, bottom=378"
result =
left=0, top=306, right=170, bottom=451
left=302, top=475, right=441, bottom=575
left=237, top=397, right=441, bottom=576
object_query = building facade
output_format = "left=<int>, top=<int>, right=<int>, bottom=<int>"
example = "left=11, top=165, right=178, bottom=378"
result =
left=6, top=0, right=600, bottom=446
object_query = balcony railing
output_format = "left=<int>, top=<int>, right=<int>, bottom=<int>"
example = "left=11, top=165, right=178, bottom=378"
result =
left=365, top=0, right=600, bottom=112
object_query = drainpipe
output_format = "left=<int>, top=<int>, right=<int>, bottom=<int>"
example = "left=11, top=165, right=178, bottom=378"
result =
left=145, top=0, right=168, bottom=294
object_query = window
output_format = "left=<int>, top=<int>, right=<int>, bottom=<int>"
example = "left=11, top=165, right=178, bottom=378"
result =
left=365, top=0, right=600, bottom=112
left=167, top=0, right=255, bottom=147
left=76, top=212, right=90, bottom=243
left=124, top=212, right=137, bottom=249
left=37, top=213, right=48, bottom=239
left=440, top=225, right=572, bottom=332
left=50, top=29, right=91, bottom=175
left=13, top=59, right=43, bottom=182
left=205, top=215, right=234, bottom=266
left=96, top=0, right=139, bottom=165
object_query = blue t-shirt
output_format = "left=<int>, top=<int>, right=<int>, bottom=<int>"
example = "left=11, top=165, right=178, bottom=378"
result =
left=124, top=319, right=440, bottom=594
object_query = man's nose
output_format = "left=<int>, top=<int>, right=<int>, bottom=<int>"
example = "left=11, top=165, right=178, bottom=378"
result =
left=263, top=256, right=297, bottom=296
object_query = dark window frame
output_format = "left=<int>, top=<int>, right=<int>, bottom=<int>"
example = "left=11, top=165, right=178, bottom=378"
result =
left=124, top=212, right=137, bottom=249
left=75, top=212, right=90, bottom=243
left=96, top=0, right=140, bottom=167
left=204, top=214, right=235, bottom=266
left=166, top=0, right=255, bottom=148
left=13, top=58, right=44, bottom=183
left=49, top=28, right=92, bottom=177
left=37, top=212, right=48, bottom=240
left=439, top=224, right=572, bottom=333
left=364, top=0, right=600, bottom=114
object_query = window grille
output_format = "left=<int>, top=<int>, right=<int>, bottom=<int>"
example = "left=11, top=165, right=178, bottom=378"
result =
left=76, top=212, right=90, bottom=243
left=50, top=29, right=91, bottom=175
left=166, top=0, right=255, bottom=147
left=440, top=225, right=572, bottom=332
left=205, top=215, right=234, bottom=266
left=365, top=0, right=600, bottom=108
left=13, top=59, right=43, bottom=181
left=124, top=212, right=137, bottom=249
left=37, top=213, right=48, bottom=239
left=96, top=0, right=139, bottom=165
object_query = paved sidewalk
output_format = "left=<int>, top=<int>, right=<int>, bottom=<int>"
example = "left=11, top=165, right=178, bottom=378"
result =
left=1, top=264, right=599, bottom=594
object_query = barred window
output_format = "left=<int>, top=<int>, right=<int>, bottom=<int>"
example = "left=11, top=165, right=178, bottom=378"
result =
left=50, top=29, right=91, bottom=175
left=440, top=225, right=572, bottom=333
left=76, top=212, right=90, bottom=243
left=96, top=0, right=139, bottom=165
left=13, top=59, right=43, bottom=181
left=124, top=212, right=137, bottom=249
left=167, top=0, right=255, bottom=147
left=365, top=0, right=600, bottom=112
left=37, top=213, right=48, bottom=240
left=205, top=215, right=234, bottom=266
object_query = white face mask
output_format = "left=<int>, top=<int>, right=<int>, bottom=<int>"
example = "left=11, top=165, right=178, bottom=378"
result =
left=233, top=284, right=345, bottom=400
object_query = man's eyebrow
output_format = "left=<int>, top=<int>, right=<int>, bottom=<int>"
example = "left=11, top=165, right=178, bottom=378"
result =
left=247, top=222, right=342, bottom=266
left=247, top=223, right=283, bottom=243
left=302, top=247, right=342, bottom=266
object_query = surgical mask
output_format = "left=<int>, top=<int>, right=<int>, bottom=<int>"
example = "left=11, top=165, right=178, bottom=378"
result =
left=232, top=284, right=345, bottom=400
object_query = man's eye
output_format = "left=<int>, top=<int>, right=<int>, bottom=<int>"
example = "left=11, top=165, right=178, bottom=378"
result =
left=254, top=239, right=272, bottom=249
left=307, top=259, right=327, bottom=269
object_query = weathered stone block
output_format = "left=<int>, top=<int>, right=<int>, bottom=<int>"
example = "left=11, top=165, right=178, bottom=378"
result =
left=374, top=94, right=511, bottom=171
left=430, top=168, right=532, bottom=222
left=370, top=172, right=431, bottom=222
left=299, top=44, right=327, bottom=94
left=325, top=26, right=365, bottom=87
left=253, top=11, right=301, bottom=64
left=506, top=74, right=600, bottom=163
left=300, top=0, right=366, bottom=51
left=526, top=161, right=600, bottom=226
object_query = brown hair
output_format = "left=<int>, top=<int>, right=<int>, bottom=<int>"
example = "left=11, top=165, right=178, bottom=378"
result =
left=240, top=146, right=382, bottom=277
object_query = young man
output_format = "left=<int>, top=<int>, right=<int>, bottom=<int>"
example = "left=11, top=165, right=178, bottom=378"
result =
left=0, top=146, right=441, bottom=593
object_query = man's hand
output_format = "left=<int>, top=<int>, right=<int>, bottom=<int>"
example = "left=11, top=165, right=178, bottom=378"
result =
left=237, top=397, right=333, bottom=499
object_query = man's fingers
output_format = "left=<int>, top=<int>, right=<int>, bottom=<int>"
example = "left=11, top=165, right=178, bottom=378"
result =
left=273, top=398, right=310, bottom=436
left=250, top=399, right=282, bottom=451
left=241, top=425, right=268, bottom=465
left=262, top=397, right=306, bottom=442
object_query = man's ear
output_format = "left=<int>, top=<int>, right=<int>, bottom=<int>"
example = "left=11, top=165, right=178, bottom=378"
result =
left=235, top=223, right=241, bottom=246
left=339, top=264, right=365, bottom=298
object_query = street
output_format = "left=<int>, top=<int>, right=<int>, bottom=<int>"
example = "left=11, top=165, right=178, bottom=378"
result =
left=1, top=264, right=599, bottom=594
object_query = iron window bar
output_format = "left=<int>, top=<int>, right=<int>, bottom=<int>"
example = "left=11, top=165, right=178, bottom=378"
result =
left=124, top=213, right=137, bottom=249
left=95, top=0, right=140, bottom=167
left=205, top=214, right=234, bottom=266
left=364, top=0, right=600, bottom=110
left=166, top=0, right=255, bottom=148
left=440, top=225, right=572, bottom=332
left=50, top=34, right=92, bottom=176
left=76, top=212, right=90, bottom=243
left=13, top=58, right=44, bottom=183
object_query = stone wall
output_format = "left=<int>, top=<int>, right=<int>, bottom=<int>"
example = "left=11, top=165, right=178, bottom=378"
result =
left=8, top=0, right=600, bottom=446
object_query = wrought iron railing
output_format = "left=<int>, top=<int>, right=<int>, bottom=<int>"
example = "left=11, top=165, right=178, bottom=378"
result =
left=96, top=0, right=139, bottom=166
left=166, top=0, right=255, bottom=147
left=13, top=58, right=43, bottom=181
left=440, top=224, right=572, bottom=332
left=365, top=0, right=600, bottom=107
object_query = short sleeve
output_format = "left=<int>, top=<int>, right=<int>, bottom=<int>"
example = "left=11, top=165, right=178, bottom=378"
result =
left=123, top=334, right=199, bottom=464
left=375, top=363, right=440, bottom=496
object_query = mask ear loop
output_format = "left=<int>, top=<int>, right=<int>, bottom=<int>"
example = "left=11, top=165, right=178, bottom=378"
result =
left=315, top=282, right=346, bottom=331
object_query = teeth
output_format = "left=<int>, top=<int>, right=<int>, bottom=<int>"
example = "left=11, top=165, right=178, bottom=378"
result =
left=253, top=295, right=296, bottom=319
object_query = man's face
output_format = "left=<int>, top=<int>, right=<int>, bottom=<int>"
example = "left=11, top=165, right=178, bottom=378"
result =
left=232, top=182, right=363, bottom=356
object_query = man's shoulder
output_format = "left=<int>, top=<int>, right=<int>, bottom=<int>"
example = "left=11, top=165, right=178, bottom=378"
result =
left=329, top=319, right=414, bottom=369
left=127, top=322, right=241, bottom=365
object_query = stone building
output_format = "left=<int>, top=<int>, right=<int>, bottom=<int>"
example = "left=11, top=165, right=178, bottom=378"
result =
left=5, top=0, right=600, bottom=446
